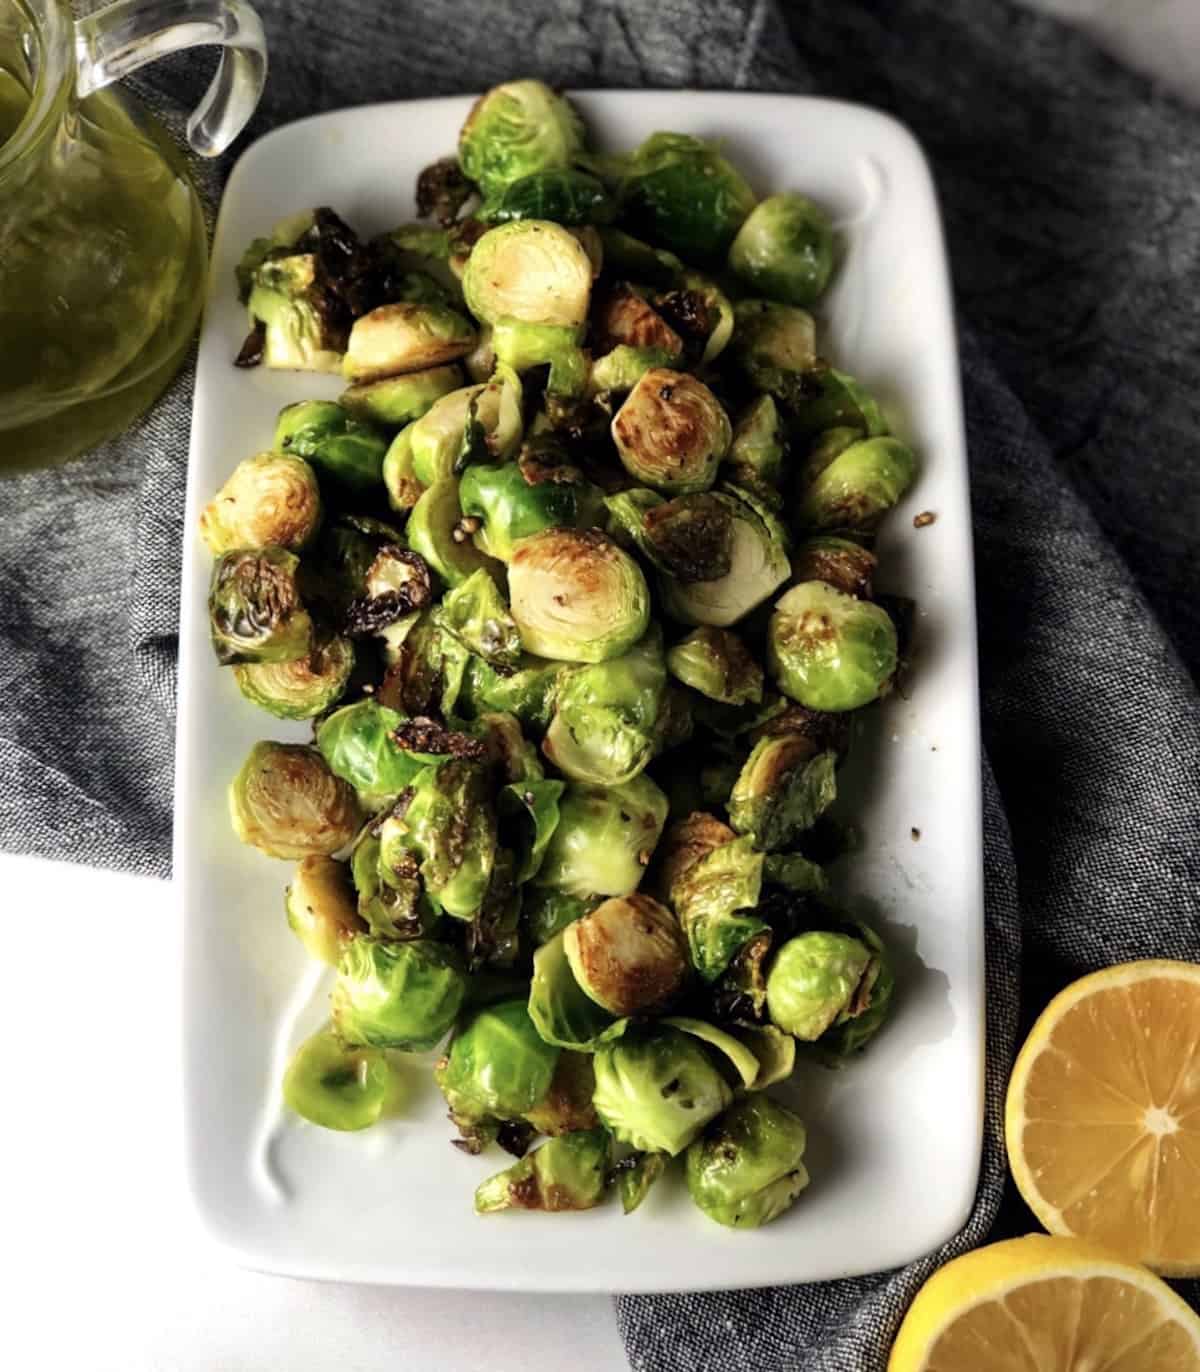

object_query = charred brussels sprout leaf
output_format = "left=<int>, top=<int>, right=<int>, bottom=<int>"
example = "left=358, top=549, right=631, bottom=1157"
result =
left=464, top=221, right=594, bottom=329
left=350, top=830, right=433, bottom=942
left=459, top=458, right=603, bottom=563
left=342, top=302, right=476, bottom=384
left=436, top=567, right=522, bottom=670
left=523, top=1050, right=599, bottom=1136
left=671, top=834, right=767, bottom=983
left=282, top=1025, right=390, bottom=1132
left=459, top=80, right=587, bottom=200
left=765, top=929, right=876, bottom=1041
left=273, top=400, right=388, bottom=492
left=536, top=775, right=669, bottom=900
left=728, top=739, right=838, bottom=852
left=301, top=513, right=403, bottom=622
left=459, top=652, right=569, bottom=731
left=797, top=436, right=917, bottom=533
left=667, top=626, right=763, bottom=706
left=728, top=193, right=836, bottom=306
left=285, top=855, right=365, bottom=965
left=316, top=699, right=444, bottom=811
left=229, top=741, right=363, bottom=860
left=475, top=1127, right=611, bottom=1214
left=499, top=780, right=564, bottom=883
left=611, top=368, right=731, bottom=495
left=564, top=893, right=688, bottom=1016
left=685, top=1096, right=809, bottom=1228
left=437, top=998, right=560, bottom=1120
left=617, top=1152, right=667, bottom=1215
left=478, top=168, right=615, bottom=226
left=768, top=581, right=898, bottom=712
left=200, top=453, right=321, bottom=555
left=233, top=634, right=354, bottom=720
left=209, top=548, right=313, bottom=666
left=333, top=936, right=466, bottom=1050
left=415, top=155, right=475, bottom=226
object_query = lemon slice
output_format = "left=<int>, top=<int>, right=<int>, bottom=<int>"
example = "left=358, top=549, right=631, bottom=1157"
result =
left=888, top=1235, right=1200, bottom=1371
left=1006, top=959, right=1200, bottom=1275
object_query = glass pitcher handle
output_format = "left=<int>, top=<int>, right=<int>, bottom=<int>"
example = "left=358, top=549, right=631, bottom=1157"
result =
left=74, top=0, right=267, bottom=157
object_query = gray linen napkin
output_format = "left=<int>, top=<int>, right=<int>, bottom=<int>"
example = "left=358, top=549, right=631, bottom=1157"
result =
left=2, top=1, right=1197, bottom=1366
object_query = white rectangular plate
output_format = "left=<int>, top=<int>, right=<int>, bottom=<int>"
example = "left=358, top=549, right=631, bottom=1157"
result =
left=177, top=91, right=984, bottom=1292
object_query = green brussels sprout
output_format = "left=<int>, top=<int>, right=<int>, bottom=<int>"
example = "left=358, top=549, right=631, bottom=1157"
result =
left=284, top=855, right=365, bottom=965
left=737, top=1025, right=797, bottom=1089
left=407, top=479, right=503, bottom=589
left=523, top=1050, right=599, bottom=1135
left=729, top=299, right=817, bottom=396
left=592, top=283, right=684, bottom=360
left=332, top=936, right=466, bottom=1050
left=593, top=1025, right=733, bottom=1156
left=459, top=457, right=604, bottom=563
left=617, top=1152, right=667, bottom=1215
left=209, top=548, right=313, bottom=666
left=522, top=887, right=595, bottom=948
left=763, top=851, right=828, bottom=894
left=611, top=368, right=730, bottom=495
left=340, top=364, right=464, bottom=430
left=797, top=436, right=917, bottom=532
left=464, top=221, right=594, bottom=328
left=316, top=699, right=441, bottom=811
left=477, top=167, right=614, bottom=226
left=491, top=317, right=588, bottom=398
left=806, top=922, right=894, bottom=1060
left=590, top=345, right=676, bottom=395
left=477, top=710, right=546, bottom=783
left=380, top=610, right=474, bottom=719
left=788, top=366, right=889, bottom=441
left=233, top=635, right=354, bottom=720
left=728, top=395, right=786, bottom=489
left=650, top=810, right=736, bottom=904
left=670, top=834, right=767, bottom=983
left=475, top=1127, right=611, bottom=1214
left=496, top=774, right=562, bottom=879
left=659, top=490, right=790, bottom=628
left=435, top=567, right=522, bottom=670
left=459, top=80, right=587, bottom=198
left=618, top=131, right=757, bottom=263
left=728, top=739, right=838, bottom=852
left=800, top=426, right=862, bottom=485
left=273, top=400, right=388, bottom=492
left=437, top=998, right=560, bottom=1121
left=536, top=775, right=669, bottom=900
left=229, top=741, right=363, bottom=860
left=666, top=626, right=763, bottom=706
left=790, top=535, right=877, bottom=600
left=765, top=929, right=876, bottom=1041
left=409, top=369, right=524, bottom=487
left=199, top=452, right=321, bottom=555
left=685, top=1096, right=809, bottom=1228
left=527, top=928, right=625, bottom=1050
left=564, top=893, right=688, bottom=1016
left=728, top=192, right=835, bottom=306
left=244, top=252, right=346, bottom=373
left=459, top=652, right=569, bottom=730
left=768, top=581, right=898, bottom=712
left=341, top=302, right=476, bottom=384
left=542, top=627, right=666, bottom=785
left=350, top=830, right=435, bottom=941
left=282, top=1025, right=390, bottom=1132
left=663, top=1016, right=761, bottom=1089
left=509, top=528, right=650, bottom=663
left=234, top=207, right=317, bottom=301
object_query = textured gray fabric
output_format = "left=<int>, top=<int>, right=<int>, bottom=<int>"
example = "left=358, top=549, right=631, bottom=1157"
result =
left=1, top=0, right=1198, bottom=1365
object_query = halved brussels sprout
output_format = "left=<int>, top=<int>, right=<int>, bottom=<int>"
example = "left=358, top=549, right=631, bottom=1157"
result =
left=790, top=535, right=877, bottom=600
left=536, top=775, right=669, bottom=900
left=409, top=370, right=523, bottom=486
left=611, top=368, right=730, bottom=495
left=459, top=80, right=587, bottom=199
left=332, top=936, right=466, bottom=1050
left=229, top=741, right=363, bottom=860
left=316, top=698, right=440, bottom=811
left=592, top=283, right=683, bottom=360
left=377, top=424, right=423, bottom=515
left=459, top=652, right=569, bottom=730
left=800, top=426, right=862, bottom=485
left=685, top=1096, right=809, bottom=1228
left=765, top=929, right=876, bottom=1041
left=477, top=167, right=615, bottom=226
left=282, top=1025, right=390, bottom=1132
left=589, top=345, right=675, bottom=396
left=659, top=490, right=790, bottom=628
left=728, top=739, right=838, bottom=852
left=273, top=400, right=388, bottom=492
left=797, top=436, right=917, bottom=532
left=199, top=453, right=321, bottom=555
left=437, top=998, right=560, bottom=1120
left=564, top=893, right=688, bottom=1016
left=459, top=456, right=604, bottom=563
left=342, top=302, right=476, bottom=383
left=491, top=318, right=588, bottom=398
left=617, top=1152, right=667, bottom=1215
left=407, top=479, right=503, bottom=589
left=729, top=299, right=817, bottom=395
left=820, top=923, right=895, bottom=1059
left=650, top=811, right=736, bottom=904
left=209, top=548, right=313, bottom=666
left=523, top=1050, right=598, bottom=1136
left=244, top=252, right=346, bottom=373
left=522, top=887, right=595, bottom=948
left=788, top=367, right=889, bottom=441
left=498, top=778, right=563, bottom=882
left=670, top=834, right=767, bottom=983
left=436, top=567, right=522, bottom=670
left=508, top=528, right=649, bottom=663
left=768, top=581, right=897, bottom=712
left=542, top=627, right=666, bottom=785
left=379, top=609, right=472, bottom=718
left=527, top=928, right=625, bottom=1050
left=475, top=1127, right=611, bottom=1214
left=464, top=221, right=594, bottom=328
left=666, top=626, right=763, bottom=706
left=618, top=131, right=757, bottom=263
left=728, top=192, right=836, bottom=306
left=593, top=1025, right=733, bottom=1156
left=233, top=635, right=354, bottom=720
left=728, top=395, right=786, bottom=489
left=340, top=364, right=463, bottom=429
left=285, top=855, right=365, bottom=965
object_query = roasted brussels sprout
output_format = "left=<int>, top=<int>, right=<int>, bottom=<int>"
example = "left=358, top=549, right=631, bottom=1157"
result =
left=346, top=545, right=434, bottom=648
left=243, top=252, right=346, bottom=373
left=509, top=528, right=649, bottom=663
left=528, top=927, right=625, bottom=1050
left=788, top=367, right=889, bottom=441
left=671, top=834, right=767, bottom=983
left=407, top=479, right=503, bottom=589
left=379, top=609, right=473, bottom=718
left=378, top=428, right=422, bottom=520
left=729, top=299, right=817, bottom=395
left=650, top=811, right=736, bottom=904
left=409, top=370, right=523, bottom=486
left=542, top=627, right=666, bottom=785
left=766, top=929, right=879, bottom=1041
left=340, top=364, right=464, bottom=430
left=285, top=855, right=365, bottom=964
left=666, top=626, right=763, bottom=706
left=209, top=548, right=313, bottom=666
left=234, top=635, right=354, bottom=720
left=350, top=829, right=431, bottom=941
left=333, top=935, right=466, bottom=1050
left=459, top=457, right=604, bottom=563
left=611, top=368, right=730, bottom=495
left=790, top=535, right=877, bottom=600
left=523, top=1050, right=599, bottom=1136
left=437, top=998, right=559, bottom=1121
left=728, top=738, right=838, bottom=852
left=342, top=302, right=476, bottom=384
left=535, top=775, right=669, bottom=900
left=459, top=80, right=587, bottom=199
left=564, top=893, right=688, bottom=1016
left=728, top=395, right=786, bottom=488
left=273, top=400, right=388, bottom=492
left=618, top=132, right=757, bottom=263
left=316, top=698, right=439, bottom=810
left=728, top=193, right=835, bottom=306
left=737, top=1024, right=797, bottom=1089
left=229, top=741, right=363, bottom=860
left=459, top=652, right=569, bottom=731
left=617, top=1152, right=667, bottom=1215
left=464, top=221, right=594, bottom=328
left=302, top=512, right=404, bottom=622
left=592, top=283, right=683, bottom=359
left=200, top=453, right=321, bottom=555
left=593, top=1025, right=733, bottom=1156
left=234, top=207, right=317, bottom=301
left=768, top=581, right=898, bottom=712
left=436, top=567, right=522, bottom=670
left=590, top=345, right=675, bottom=396
left=685, top=1096, right=809, bottom=1228
left=522, top=886, right=595, bottom=947
left=475, top=1127, right=611, bottom=1214
left=491, top=318, right=588, bottom=398
left=819, top=923, right=895, bottom=1059
left=797, top=436, right=917, bottom=532
left=282, top=1025, right=390, bottom=1132
left=499, top=778, right=563, bottom=881
left=478, top=167, right=614, bottom=226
